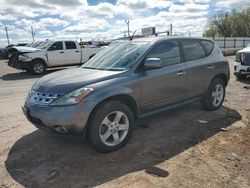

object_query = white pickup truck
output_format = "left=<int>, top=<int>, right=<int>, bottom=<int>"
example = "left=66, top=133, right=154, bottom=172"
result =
left=8, top=40, right=104, bottom=74
left=234, top=44, right=250, bottom=79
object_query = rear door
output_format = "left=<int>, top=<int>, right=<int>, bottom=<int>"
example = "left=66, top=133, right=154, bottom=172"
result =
left=180, top=39, right=211, bottom=97
left=47, top=41, right=65, bottom=65
left=140, top=40, right=187, bottom=113
left=64, top=41, right=81, bottom=64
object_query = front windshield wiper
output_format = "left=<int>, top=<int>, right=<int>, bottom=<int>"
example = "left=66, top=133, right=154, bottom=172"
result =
left=105, top=68, right=125, bottom=71
left=82, top=67, right=100, bottom=70
left=82, top=67, right=124, bottom=71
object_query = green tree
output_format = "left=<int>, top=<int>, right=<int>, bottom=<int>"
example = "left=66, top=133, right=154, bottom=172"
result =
left=203, top=7, right=250, bottom=37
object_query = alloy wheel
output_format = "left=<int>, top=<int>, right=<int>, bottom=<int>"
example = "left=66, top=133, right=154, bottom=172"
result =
left=99, top=111, right=129, bottom=146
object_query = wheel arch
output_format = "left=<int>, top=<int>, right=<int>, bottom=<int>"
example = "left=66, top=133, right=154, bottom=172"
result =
left=212, top=73, right=228, bottom=86
left=85, top=94, right=138, bottom=136
left=32, top=58, right=48, bottom=67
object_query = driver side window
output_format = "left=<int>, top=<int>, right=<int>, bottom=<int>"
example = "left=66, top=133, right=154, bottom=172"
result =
left=49, top=42, right=63, bottom=50
left=147, top=40, right=181, bottom=66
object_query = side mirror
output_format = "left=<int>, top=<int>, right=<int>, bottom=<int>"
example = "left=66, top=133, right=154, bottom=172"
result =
left=144, top=58, right=163, bottom=70
left=48, top=46, right=56, bottom=51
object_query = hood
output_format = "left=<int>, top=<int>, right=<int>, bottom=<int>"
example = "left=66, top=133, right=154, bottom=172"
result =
left=12, top=46, right=40, bottom=53
left=239, top=47, right=250, bottom=53
left=33, top=67, right=122, bottom=93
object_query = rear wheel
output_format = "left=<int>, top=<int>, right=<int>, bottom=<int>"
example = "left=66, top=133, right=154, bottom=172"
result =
left=88, top=101, right=135, bottom=153
left=201, top=78, right=226, bottom=111
left=31, top=60, right=46, bottom=75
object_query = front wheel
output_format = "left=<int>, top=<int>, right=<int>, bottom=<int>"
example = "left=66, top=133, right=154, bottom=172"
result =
left=201, top=78, right=226, bottom=111
left=88, top=101, right=135, bottom=153
left=31, top=60, right=46, bottom=75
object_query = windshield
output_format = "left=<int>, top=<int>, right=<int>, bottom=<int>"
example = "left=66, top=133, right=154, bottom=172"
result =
left=82, top=41, right=150, bottom=71
left=25, top=43, right=34, bottom=47
left=38, top=41, right=54, bottom=49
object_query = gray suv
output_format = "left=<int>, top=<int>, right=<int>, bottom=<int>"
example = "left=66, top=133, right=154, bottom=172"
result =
left=23, top=37, right=230, bottom=152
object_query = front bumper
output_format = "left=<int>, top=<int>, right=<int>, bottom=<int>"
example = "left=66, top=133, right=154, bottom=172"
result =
left=23, top=100, right=97, bottom=136
left=234, top=62, right=250, bottom=75
left=8, top=60, right=32, bottom=70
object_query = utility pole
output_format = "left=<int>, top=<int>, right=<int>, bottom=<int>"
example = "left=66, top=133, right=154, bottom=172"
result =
left=170, top=24, right=172, bottom=36
left=5, top=26, right=10, bottom=45
left=31, top=26, right=35, bottom=42
left=125, top=20, right=130, bottom=37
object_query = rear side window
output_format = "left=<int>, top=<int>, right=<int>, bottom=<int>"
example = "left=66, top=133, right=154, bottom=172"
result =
left=65, top=41, right=77, bottom=49
left=146, top=40, right=181, bottom=66
left=50, top=42, right=63, bottom=50
left=201, top=40, right=214, bottom=54
left=181, top=40, right=206, bottom=61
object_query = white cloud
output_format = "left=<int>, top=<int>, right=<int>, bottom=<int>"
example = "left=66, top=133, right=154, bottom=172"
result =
left=0, top=0, right=249, bottom=43
left=116, top=0, right=172, bottom=11
left=169, top=1, right=209, bottom=13
left=39, top=18, right=69, bottom=27
left=64, top=19, right=109, bottom=32
left=0, top=14, right=17, bottom=21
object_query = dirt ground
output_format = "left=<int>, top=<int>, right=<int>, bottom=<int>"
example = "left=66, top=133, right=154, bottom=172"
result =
left=0, top=56, right=249, bottom=188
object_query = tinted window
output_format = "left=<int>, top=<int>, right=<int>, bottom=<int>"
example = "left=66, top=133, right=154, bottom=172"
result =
left=146, top=40, right=181, bottom=66
left=49, top=42, right=63, bottom=50
left=65, top=41, right=77, bottom=49
left=201, top=40, right=214, bottom=54
left=181, top=40, right=206, bottom=61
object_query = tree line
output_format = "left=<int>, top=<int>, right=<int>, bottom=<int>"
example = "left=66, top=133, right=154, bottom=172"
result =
left=203, top=7, right=250, bottom=37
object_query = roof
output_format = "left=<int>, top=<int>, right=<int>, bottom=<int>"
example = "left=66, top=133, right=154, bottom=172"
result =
left=132, top=36, right=213, bottom=43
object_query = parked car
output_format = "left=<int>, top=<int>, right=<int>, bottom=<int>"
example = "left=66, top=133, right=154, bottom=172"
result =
left=23, top=37, right=230, bottom=152
left=0, top=44, right=15, bottom=59
left=234, top=44, right=250, bottom=79
left=0, top=43, right=29, bottom=60
left=7, top=40, right=104, bottom=74
left=79, top=41, right=110, bottom=48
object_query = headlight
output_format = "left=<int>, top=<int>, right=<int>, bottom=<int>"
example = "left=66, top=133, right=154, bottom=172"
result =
left=19, top=55, right=32, bottom=61
left=50, top=87, right=94, bottom=106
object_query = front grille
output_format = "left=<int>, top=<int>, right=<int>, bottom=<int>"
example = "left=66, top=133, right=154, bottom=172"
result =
left=236, top=52, right=250, bottom=66
left=243, top=53, right=250, bottom=66
left=28, top=90, right=62, bottom=105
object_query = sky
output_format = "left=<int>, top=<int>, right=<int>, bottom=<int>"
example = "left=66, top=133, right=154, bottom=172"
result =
left=0, top=0, right=249, bottom=46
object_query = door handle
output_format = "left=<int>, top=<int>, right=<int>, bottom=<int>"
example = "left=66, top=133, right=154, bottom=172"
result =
left=177, top=71, right=186, bottom=76
left=207, top=65, right=214, bottom=70
left=59, top=51, right=64, bottom=54
left=75, top=50, right=79, bottom=53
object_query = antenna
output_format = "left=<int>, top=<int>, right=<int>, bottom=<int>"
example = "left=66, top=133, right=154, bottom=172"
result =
left=129, top=30, right=137, bottom=41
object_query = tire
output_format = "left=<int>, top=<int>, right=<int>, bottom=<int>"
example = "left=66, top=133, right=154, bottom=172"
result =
left=31, top=60, right=46, bottom=75
left=88, top=101, right=135, bottom=153
left=201, top=78, right=226, bottom=111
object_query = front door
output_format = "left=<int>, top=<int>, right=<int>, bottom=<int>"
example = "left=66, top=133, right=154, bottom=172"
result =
left=140, top=40, right=187, bottom=113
